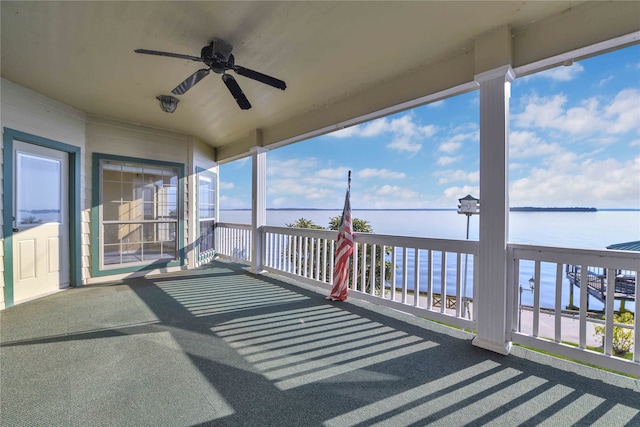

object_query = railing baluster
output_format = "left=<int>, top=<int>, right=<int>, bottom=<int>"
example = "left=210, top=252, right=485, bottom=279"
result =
left=440, top=251, right=447, bottom=314
left=427, top=249, right=433, bottom=310
left=380, top=245, right=386, bottom=298
left=287, top=235, right=292, bottom=273
left=297, top=236, right=303, bottom=275
left=554, top=263, right=563, bottom=342
left=303, top=236, right=309, bottom=277
left=533, top=261, right=541, bottom=337
left=579, top=264, right=588, bottom=349
left=314, top=239, right=321, bottom=280
left=391, top=247, right=397, bottom=301
left=371, top=244, right=377, bottom=296
left=322, top=238, right=327, bottom=282
left=351, top=243, right=359, bottom=290
left=329, top=240, right=335, bottom=284
left=604, top=267, right=615, bottom=356
left=455, top=252, right=462, bottom=317
left=414, top=248, right=420, bottom=307
left=402, top=247, right=408, bottom=304
left=360, top=243, right=367, bottom=292
left=634, top=269, right=639, bottom=364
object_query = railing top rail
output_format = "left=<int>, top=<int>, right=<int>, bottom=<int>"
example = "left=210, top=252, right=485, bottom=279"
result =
left=510, top=243, right=640, bottom=269
left=354, top=232, right=478, bottom=253
left=264, top=225, right=478, bottom=253
left=216, top=222, right=252, bottom=230
left=265, top=225, right=337, bottom=239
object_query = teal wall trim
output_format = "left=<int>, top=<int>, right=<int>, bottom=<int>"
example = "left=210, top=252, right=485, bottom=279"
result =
left=91, top=153, right=185, bottom=277
left=2, top=128, right=82, bottom=308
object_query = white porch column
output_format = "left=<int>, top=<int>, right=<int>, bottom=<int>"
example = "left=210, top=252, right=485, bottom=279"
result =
left=250, top=146, right=267, bottom=274
left=472, top=65, right=515, bottom=355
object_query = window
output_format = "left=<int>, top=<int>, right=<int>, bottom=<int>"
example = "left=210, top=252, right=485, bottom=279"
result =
left=197, top=168, right=216, bottom=261
left=16, top=152, right=62, bottom=225
left=93, top=154, right=183, bottom=272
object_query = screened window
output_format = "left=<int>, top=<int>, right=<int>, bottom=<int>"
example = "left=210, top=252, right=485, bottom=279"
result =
left=197, top=169, right=216, bottom=261
left=100, top=159, right=180, bottom=268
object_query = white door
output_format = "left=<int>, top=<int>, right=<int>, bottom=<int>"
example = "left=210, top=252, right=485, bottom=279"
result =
left=12, top=141, right=69, bottom=303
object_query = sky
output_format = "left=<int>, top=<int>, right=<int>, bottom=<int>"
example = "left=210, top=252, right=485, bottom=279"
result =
left=219, top=44, right=640, bottom=210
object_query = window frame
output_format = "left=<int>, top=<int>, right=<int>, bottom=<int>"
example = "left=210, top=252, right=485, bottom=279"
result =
left=196, top=166, right=217, bottom=263
left=91, top=153, right=185, bottom=276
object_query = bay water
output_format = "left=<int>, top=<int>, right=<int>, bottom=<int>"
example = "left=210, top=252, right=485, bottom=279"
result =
left=220, top=209, right=639, bottom=311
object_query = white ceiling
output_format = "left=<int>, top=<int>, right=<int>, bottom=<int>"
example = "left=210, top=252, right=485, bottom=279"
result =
left=2, top=1, right=638, bottom=161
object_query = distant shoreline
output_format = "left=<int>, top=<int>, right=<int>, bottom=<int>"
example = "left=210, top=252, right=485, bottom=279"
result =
left=220, top=207, right=639, bottom=212
left=509, top=207, right=597, bottom=212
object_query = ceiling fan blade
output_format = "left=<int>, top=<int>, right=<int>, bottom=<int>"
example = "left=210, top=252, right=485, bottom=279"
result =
left=233, top=66, right=286, bottom=90
left=222, top=74, right=251, bottom=110
left=172, top=69, right=210, bottom=95
left=134, top=49, right=202, bottom=62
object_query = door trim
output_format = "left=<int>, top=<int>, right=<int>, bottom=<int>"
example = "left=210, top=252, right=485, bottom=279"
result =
left=3, top=128, right=81, bottom=308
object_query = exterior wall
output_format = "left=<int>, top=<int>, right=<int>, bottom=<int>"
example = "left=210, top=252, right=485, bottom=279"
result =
left=0, top=78, right=87, bottom=308
left=85, top=116, right=195, bottom=283
left=0, top=79, right=218, bottom=304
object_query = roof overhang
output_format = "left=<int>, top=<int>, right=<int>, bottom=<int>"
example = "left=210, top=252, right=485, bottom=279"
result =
left=2, top=1, right=639, bottom=162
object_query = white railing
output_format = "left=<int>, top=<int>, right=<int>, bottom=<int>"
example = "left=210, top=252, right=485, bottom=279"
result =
left=214, top=224, right=639, bottom=377
left=509, top=244, right=639, bottom=377
left=263, top=226, right=478, bottom=330
left=215, top=222, right=252, bottom=263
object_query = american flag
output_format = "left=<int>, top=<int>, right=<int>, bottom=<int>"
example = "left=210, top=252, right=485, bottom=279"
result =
left=328, top=171, right=354, bottom=301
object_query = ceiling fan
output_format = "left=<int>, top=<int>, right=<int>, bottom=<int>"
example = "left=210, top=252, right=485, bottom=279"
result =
left=135, top=38, right=286, bottom=110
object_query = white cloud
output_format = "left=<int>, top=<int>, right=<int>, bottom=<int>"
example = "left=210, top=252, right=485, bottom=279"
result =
left=219, top=181, right=235, bottom=190
left=316, top=167, right=350, bottom=180
left=510, top=155, right=640, bottom=208
left=428, top=100, right=445, bottom=108
left=514, top=94, right=599, bottom=134
left=509, top=130, right=560, bottom=158
left=598, top=75, right=614, bottom=87
left=356, top=184, right=429, bottom=208
left=437, top=156, right=460, bottom=166
left=327, top=118, right=389, bottom=138
left=357, top=168, right=406, bottom=180
left=438, top=186, right=480, bottom=206
left=438, top=131, right=477, bottom=154
left=263, top=156, right=351, bottom=207
left=326, top=114, right=438, bottom=154
left=387, top=136, right=422, bottom=154
left=219, top=195, right=248, bottom=209
left=360, top=119, right=389, bottom=136
left=435, top=169, right=479, bottom=185
left=328, top=126, right=359, bottom=138
left=267, top=158, right=318, bottom=178
left=603, top=88, right=640, bottom=134
left=523, top=62, right=585, bottom=82
left=232, top=157, right=250, bottom=168
left=514, top=88, right=640, bottom=137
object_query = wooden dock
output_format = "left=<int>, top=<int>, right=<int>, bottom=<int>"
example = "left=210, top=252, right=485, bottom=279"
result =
left=566, top=264, right=636, bottom=304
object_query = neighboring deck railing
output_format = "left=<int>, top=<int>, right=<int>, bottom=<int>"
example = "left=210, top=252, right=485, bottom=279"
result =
left=214, top=223, right=639, bottom=377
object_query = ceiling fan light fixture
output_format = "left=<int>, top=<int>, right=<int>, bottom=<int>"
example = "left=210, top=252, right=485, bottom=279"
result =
left=157, top=95, right=179, bottom=113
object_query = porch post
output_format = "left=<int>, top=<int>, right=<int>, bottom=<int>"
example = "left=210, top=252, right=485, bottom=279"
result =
left=472, top=65, right=515, bottom=355
left=249, top=146, right=267, bottom=274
